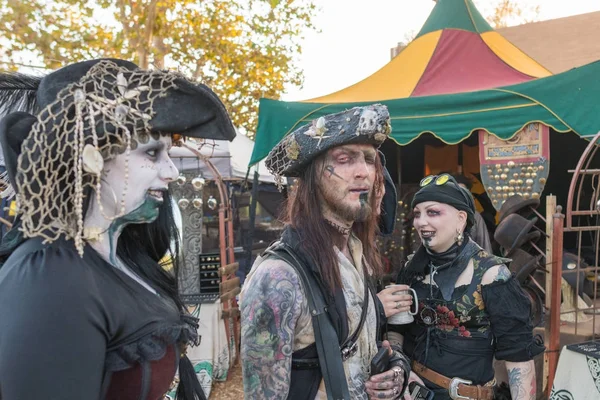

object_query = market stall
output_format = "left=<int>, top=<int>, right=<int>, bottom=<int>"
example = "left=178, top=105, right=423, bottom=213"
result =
left=249, top=1, right=600, bottom=396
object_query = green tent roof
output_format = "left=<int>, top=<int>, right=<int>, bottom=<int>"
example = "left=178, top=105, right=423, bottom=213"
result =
left=416, top=0, right=493, bottom=38
left=249, top=60, right=600, bottom=166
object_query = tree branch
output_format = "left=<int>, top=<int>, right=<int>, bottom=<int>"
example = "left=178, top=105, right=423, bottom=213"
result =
left=139, top=0, right=159, bottom=68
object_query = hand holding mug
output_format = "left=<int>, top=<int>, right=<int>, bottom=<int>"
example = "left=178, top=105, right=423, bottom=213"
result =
left=383, top=285, right=418, bottom=325
left=377, top=284, right=413, bottom=318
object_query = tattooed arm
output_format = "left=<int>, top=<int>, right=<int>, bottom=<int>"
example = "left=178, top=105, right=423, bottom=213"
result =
left=506, top=360, right=536, bottom=400
left=481, top=264, right=512, bottom=285
left=240, top=258, right=305, bottom=399
left=482, top=266, right=536, bottom=399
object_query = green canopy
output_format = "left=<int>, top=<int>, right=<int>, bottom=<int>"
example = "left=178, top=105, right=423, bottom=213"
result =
left=249, top=60, right=600, bottom=166
left=415, top=0, right=492, bottom=37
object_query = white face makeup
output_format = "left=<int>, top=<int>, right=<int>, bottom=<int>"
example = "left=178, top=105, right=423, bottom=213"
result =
left=100, top=135, right=178, bottom=222
left=317, top=144, right=377, bottom=224
left=412, top=201, right=467, bottom=253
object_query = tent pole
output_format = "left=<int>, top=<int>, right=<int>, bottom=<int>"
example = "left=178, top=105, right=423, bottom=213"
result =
left=246, top=170, right=259, bottom=275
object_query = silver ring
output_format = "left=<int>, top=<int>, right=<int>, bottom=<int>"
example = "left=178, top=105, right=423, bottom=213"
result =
left=393, top=387, right=399, bottom=396
left=395, top=301, right=401, bottom=309
left=393, top=367, right=402, bottom=378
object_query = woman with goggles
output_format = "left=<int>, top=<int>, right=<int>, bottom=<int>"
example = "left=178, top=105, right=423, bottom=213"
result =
left=388, top=174, right=544, bottom=400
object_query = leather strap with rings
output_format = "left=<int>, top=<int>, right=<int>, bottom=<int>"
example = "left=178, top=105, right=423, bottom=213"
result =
left=412, top=361, right=494, bottom=400
left=340, top=270, right=370, bottom=361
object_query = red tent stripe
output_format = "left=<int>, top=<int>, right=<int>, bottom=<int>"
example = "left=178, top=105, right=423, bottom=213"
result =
left=411, top=29, right=535, bottom=97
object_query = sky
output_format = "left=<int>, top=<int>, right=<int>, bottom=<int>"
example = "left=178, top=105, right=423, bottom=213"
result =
left=281, top=0, right=600, bottom=101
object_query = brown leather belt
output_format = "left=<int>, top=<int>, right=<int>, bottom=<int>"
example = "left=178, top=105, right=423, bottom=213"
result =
left=412, top=361, right=495, bottom=400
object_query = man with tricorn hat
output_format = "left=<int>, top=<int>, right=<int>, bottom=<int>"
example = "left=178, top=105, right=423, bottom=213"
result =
left=240, top=104, right=412, bottom=399
left=0, top=58, right=236, bottom=399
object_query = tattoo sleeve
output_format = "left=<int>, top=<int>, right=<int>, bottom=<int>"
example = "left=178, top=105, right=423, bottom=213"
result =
left=482, top=264, right=512, bottom=285
left=506, top=360, right=536, bottom=400
left=240, top=260, right=304, bottom=399
left=494, top=265, right=512, bottom=282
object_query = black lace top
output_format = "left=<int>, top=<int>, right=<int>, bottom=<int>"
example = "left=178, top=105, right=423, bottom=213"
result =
left=396, top=248, right=545, bottom=399
left=0, top=237, right=198, bottom=400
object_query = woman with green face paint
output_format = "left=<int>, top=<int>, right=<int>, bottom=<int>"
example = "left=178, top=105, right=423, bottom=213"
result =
left=0, top=59, right=236, bottom=400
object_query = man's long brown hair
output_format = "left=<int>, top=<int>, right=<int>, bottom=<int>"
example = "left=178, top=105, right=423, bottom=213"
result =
left=283, top=150, right=384, bottom=291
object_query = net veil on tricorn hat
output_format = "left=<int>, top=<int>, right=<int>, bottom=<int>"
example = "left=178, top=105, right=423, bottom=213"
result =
left=0, top=58, right=236, bottom=255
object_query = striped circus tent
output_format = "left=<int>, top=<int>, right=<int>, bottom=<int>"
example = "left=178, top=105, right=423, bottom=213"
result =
left=306, top=0, right=550, bottom=102
left=249, top=0, right=600, bottom=167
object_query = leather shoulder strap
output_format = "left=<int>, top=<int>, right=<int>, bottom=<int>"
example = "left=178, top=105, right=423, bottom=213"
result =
left=265, top=243, right=351, bottom=400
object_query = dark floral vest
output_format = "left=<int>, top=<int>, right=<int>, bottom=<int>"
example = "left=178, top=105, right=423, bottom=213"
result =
left=412, top=250, right=505, bottom=339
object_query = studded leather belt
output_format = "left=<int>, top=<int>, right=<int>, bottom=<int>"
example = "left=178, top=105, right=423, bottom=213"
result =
left=412, top=360, right=495, bottom=400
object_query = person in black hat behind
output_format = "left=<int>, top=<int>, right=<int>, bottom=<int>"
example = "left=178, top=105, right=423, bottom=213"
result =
left=240, top=104, right=411, bottom=400
left=0, top=59, right=236, bottom=400
left=392, top=174, right=544, bottom=400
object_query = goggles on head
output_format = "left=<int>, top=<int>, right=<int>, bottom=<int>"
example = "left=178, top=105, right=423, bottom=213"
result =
left=420, top=173, right=456, bottom=187
left=419, top=174, right=473, bottom=208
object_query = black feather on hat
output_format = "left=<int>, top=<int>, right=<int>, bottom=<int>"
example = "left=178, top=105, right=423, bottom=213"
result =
left=0, top=72, right=41, bottom=116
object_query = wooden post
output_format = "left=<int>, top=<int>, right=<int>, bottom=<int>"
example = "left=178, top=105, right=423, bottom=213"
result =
left=543, top=195, right=555, bottom=396
left=548, top=202, right=564, bottom=395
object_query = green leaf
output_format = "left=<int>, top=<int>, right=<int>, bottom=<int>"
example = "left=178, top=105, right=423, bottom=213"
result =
left=461, top=295, right=474, bottom=307
left=456, top=303, right=468, bottom=313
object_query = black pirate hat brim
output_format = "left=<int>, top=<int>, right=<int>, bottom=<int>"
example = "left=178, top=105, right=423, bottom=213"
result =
left=149, top=78, right=236, bottom=141
left=35, top=58, right=236, bottom=141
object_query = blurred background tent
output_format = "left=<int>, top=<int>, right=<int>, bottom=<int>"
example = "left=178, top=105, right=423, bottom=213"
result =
left=170, top=132, right=276, bottom=184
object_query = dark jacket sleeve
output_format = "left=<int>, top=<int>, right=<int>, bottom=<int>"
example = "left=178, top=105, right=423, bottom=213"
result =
left=0, top=247, right=108, bottom=400
left=481, top=276, right=545, bottom=362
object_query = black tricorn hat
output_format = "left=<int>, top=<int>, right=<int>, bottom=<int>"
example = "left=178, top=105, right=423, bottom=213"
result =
left=494, top=214, right=540, bottom=256
left=265, top=104, right=391, bottom=178
left=36, top=58, right=236, bottom=141
left=499, top=194, right=540, bottom=222
left=0, top=58, right=237, bottom=192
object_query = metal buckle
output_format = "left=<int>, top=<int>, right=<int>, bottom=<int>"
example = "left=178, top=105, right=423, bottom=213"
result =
left=449, top=377, right=472, bottom=400
left=340, top=342, right=358, bottom=361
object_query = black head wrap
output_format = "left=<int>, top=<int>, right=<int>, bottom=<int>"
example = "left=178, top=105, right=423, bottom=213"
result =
left=411, top=179, right=476, bottom=230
